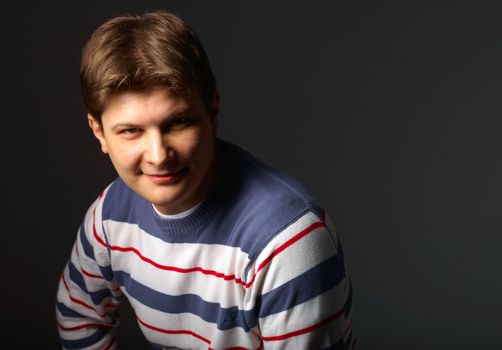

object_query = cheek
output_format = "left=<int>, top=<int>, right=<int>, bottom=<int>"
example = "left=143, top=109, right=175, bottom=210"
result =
left=173, top=130, right=206, bottom=160
left=109, top=144, right=143, bottom=170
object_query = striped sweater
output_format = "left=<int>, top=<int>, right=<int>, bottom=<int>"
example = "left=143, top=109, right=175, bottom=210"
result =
left=56, top=140, right=355, bottom=350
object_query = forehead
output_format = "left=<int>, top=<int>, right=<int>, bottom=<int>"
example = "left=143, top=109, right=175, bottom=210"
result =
left=101, top=87, right=201, bottom=125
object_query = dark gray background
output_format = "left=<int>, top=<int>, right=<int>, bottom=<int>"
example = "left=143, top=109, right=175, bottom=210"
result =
left=3, top=1, right=501, bottom=349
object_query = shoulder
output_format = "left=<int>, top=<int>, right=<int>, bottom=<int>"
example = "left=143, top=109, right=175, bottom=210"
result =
left=219, top=139, right=322, bottom=214
left=217, top=140, right=325, bottom=256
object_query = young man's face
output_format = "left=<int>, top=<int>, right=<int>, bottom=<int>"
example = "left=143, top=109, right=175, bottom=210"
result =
left=88, top=87, right=219, bottom=215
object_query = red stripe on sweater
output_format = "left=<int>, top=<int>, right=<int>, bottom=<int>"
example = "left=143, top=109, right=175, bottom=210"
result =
left=256, top=221, right=324, bottom=273
left=245, top=221, right=325, bottom=288
left=92, top=207, right=108, bottom=248
left=81, top=267, right=105, bottom=279
left=138, top=316, right=263, bottom=350
left=109, top=243, right=245, bottom=283
left=75, top=241, right=105, bottom=280
left=61, top=274, right=107, bottom=318
left=56, top=320, right=111, bottom=331
left=262, top=307, right=345, bottom=341
left=137, top=316, right=211, bottom=345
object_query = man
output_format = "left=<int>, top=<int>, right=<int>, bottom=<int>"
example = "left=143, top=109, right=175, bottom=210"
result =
left=56, top=10, right=355, bottom=350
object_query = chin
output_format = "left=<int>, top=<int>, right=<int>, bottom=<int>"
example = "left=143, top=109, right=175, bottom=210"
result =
left=151, top=189, right=187, bottom=208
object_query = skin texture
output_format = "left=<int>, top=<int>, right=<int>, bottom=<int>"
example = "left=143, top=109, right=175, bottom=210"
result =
left=88, top=87, right=219, bottom=215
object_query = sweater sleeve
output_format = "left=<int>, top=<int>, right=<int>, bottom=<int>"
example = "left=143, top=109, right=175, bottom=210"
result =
left=245, top=210, right=355, bottom=350
left=55, top=191, right=123, bottom=350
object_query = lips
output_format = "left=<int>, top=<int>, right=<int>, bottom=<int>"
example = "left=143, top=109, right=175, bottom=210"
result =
left=144, top=167, right=187, bottom=184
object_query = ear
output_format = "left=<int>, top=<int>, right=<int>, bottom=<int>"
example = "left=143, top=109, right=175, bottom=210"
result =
left=208, top=92, right=220, bottom=135
left=87, top=114, right=109, bottom=154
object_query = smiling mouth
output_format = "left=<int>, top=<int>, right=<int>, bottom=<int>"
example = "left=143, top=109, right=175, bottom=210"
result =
left=144, top=168, right=187, bottom=184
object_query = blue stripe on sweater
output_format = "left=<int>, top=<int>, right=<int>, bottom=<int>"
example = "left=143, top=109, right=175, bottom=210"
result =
left=114, top=270, right=255, bottom=331
left=78, top=224, right=115, bottom=282
left=79, top=225, right=95, bottom=260
left=56, top=302, right=86, bottom=318
left=68, top=262, right=115, bottom=305
left=60, top=327, right=109, bottom=349
left=258, top=254, right=346, bottom=318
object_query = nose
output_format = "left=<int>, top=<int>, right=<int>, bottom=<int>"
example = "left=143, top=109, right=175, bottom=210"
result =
left=144, top=132, right=172, bottom=166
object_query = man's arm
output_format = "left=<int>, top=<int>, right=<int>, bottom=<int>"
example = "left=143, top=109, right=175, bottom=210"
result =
left=246, top=211, right=355, bottom=349
left=56, top=194, right=122, bottom=350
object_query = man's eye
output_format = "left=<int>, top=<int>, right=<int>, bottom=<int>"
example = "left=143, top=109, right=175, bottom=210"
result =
left=170, top=118, right=191, bottom=129
left=121, top=128, right=140, bottom=135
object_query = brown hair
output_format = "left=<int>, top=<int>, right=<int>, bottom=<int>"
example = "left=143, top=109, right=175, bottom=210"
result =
left=80, top=10, right=216, bottom=122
